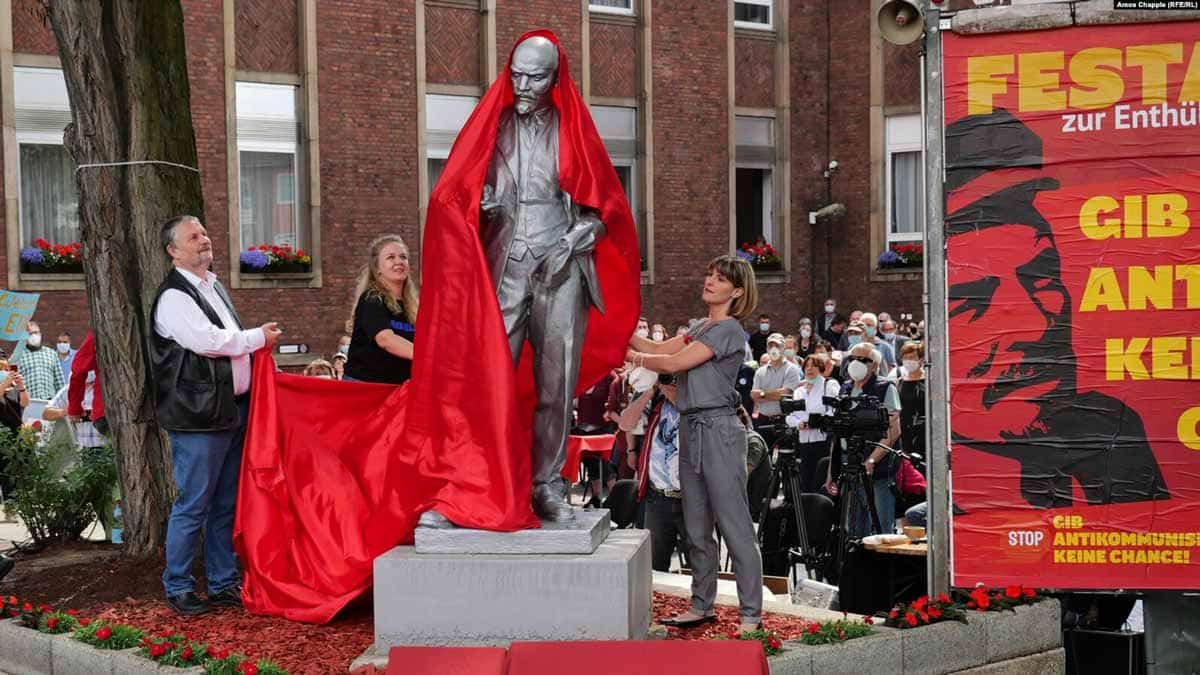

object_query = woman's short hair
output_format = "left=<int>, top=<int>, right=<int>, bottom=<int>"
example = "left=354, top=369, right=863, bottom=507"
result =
left=802, top=354, right=827, bottom=371
left=900, top=340, right=924, bottom=360
left=304, top=359, right=335, bottom=378
left=706, top=255, right=758, bottom=320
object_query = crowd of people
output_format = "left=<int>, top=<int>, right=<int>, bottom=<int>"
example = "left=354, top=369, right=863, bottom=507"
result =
left=1, top=211, right=928, bottom=627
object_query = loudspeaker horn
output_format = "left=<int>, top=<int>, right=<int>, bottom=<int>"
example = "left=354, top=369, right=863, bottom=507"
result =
left=877, top=0, right=924, bottom=45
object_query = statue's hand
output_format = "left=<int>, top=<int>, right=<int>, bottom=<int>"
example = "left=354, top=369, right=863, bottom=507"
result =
left=535, top=239, right=573, bottom=289
left=480, top=185, right=502, bottom=219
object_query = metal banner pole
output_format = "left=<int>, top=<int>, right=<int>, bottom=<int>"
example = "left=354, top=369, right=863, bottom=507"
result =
left=921, top=2, right=950, bottom=598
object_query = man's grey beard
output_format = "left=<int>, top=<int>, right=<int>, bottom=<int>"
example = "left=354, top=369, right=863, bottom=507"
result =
left=514, top=96, right=546, bottom=115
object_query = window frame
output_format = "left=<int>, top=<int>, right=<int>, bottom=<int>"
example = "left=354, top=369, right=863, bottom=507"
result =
left=589, top=0, right=635, bottom=16
left=734, top=162, right=776, bottom=249
left=733, top=0, right=773, bottom=31
left=234, top=80, right=306, bottom=267
left=885, top=114, right=924, bottom=245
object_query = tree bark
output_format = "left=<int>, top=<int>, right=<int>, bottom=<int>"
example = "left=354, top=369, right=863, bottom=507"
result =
left=47, top=1, right=204, bottom=558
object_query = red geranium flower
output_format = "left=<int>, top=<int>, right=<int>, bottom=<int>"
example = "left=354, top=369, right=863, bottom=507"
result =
left=149, top=643, right=168, bottom=658
left=66, top=609, right=78, bottom=617
left=888, top=608, right=899, bottom=619
left=768, top=636, right=782, bottom=649
left=6, top=595, right=16, bottom=605
left=807, top=622, right=820, bottom=634
left=912, top=595, right=928, bottom=611
left=182, top=646, right=194, bottom=661
left=862, top=615, right=874, bottom=625
left=936, top=593, right=951, bottom=604
left=46, top=617, right=58, bottom=630
left=79, top=618, right=90, bottom=626
left=1005, top=585, right=1021, bottom=599
left=31, top=420, right=42, bottom=431
left=258, top=245, right=268, bottom=251
left=928, top=605, right=943, bottom=619
left=22, top=602, right=32, bottom=611
left=96, top=626, right=113, bottom=641
left=237, top=661, right=259, bottom=675
left=34, top=238, right=49, bottom=249
left=1024, top=587, right=1037, bottom=598
left=905, top=613, right=918, bottom=627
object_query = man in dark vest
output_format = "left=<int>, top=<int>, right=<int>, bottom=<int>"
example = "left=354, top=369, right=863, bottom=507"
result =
left=150, top=215, right=281, bottom=616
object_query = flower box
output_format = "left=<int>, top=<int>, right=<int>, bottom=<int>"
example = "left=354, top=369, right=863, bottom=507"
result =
left=0, top=617, right=54, bottom=674
left=19, top=239, right=84, bottom=274
left=736, top=240, right=783, bottom=272
left=240, top=244, right=312, bottom=274
left=878, top=243, right=923, bottom=270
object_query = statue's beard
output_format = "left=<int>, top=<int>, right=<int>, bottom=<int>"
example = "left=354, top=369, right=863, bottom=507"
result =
left=514, top=96, right=542, bottom=115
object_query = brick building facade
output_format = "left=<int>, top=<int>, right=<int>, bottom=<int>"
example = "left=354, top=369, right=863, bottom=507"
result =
left=1, top=0, right=923, bottom=367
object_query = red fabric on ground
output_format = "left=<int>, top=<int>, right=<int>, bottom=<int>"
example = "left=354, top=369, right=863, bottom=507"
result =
left=506, top=640, right=768, bottom=675
left=387, top=646, right=509, bottom=675
left=234, top=28, right=640, bottom=624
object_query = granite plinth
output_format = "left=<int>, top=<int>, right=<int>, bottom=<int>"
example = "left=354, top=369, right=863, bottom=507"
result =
left=374, top=529, right=652, bottom=647
left=414, top=507, right=610, bottom=555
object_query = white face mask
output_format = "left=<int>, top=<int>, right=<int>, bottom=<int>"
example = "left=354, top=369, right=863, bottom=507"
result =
left=651, top=331, right=664, bottom=341
left=339, top=344, right=350, bottom=355
left=759, top=323, right=771, bottom=332
left=57, top=342, right=71, bottom=355
left=635, top=328, right=650, bottom=339
left=800, top=327, right=812, bottom=338
left=768, top=347, right=782, bottom=361
left=783, top=349, right=796, bottom=360
left=903, top=359, right=921, bottom=372
left=27, top=333, right=42, bottom=348
left=824, top=304, right=835, bottom=313
left=847, top=360, right=870, bottom=382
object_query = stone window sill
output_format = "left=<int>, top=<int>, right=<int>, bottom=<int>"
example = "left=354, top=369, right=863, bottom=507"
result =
left=16, top=273, right=85, bottom=291
left=236, top=272, right=321, bottom=289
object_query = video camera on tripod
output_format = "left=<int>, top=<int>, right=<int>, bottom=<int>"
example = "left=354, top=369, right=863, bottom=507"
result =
left=756, top=392, right=895, bottom=583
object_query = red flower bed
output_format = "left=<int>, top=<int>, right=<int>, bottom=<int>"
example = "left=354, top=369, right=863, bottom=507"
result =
left=651, top=592, right=817, bottom=641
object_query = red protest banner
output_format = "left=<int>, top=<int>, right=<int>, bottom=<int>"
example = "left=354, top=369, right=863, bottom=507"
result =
left=943, top=22, right=1200, bottom=589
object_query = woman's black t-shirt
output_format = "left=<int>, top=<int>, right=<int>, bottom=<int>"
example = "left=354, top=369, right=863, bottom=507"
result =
left=345, top=291, right=415, bottom=385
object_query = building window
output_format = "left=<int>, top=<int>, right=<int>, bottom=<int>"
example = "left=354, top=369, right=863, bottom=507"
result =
left=14, top=67, right=80, bottom=273
left=590, top=0, right=634, bottom=15
left=886, top=114, right=924, bottom=244
left=425, top=94, right=479, bottom=202
left=734, top=115, right=778, bottom=269
left=734, top=0, right=772, bottom=30
left=236, top=82, right=305, bottom=262
left=591, top=105, right=643, bottom=271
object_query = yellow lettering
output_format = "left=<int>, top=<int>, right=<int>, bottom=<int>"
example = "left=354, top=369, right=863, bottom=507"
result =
left=1080, top=196, right=1122, bottom=240
left=1146, top=193, right=1191, bottom=238
left=1125, top=195, right=1144, bottom=238
left=1126, top=43, right=1184, bottom=105
left=968, top=55, right=1015, bottom=115
left=1182, top=42, right=1200, bottom=102
left=1019, top=52, right=1067, bottom=111
left=1179, top=406, right=1200, bottom=451
left=1180, top=266, right=1200, bottom=309
left=1128, top=265, right=1175, bottom=310
left=1194, top=337, right=1200, bottom=378
left=1069, top=48, right=1125, bottom=109
left=1106, top=338, right=1149, bottom=380
left=3, top=314, right=21, bottom=335
left=1151, top=337, right=1188, bottom=379
left=1081, top=267, right=1126, bottom=312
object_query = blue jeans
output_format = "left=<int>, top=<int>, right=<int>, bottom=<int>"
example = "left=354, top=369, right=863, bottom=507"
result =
left=162, top=398, right=248, bottom=596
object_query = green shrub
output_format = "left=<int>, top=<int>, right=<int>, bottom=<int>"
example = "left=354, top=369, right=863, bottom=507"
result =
left=0, top=426, right=117, bottom=544
left=204, top=653, right=288, bottom=674
left=73, top=621, right=143, bottom=650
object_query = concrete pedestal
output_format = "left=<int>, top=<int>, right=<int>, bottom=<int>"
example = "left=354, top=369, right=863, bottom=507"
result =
left=414, top=507, right=610, bottom=555
left=372, top=529, right=652, bottom=647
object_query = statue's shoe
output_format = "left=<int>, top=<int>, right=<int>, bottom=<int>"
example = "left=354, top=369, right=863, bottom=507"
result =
left=532, top=489, right=576, bottom=523
left=417, top=510, right=457, bottom=529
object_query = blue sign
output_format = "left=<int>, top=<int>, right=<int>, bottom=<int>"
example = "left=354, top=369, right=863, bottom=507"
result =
left=0, top=290, right=40, bottom=341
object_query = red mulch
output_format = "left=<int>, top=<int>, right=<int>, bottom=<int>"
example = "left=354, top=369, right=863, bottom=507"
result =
left=2, top=544, right=834, bottom=673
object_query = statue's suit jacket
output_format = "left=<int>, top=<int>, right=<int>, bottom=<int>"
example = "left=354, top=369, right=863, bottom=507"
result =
left=481, top=107, right=605, bottom=314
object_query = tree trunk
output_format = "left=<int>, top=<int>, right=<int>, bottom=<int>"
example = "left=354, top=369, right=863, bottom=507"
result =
left=47, top=1, right=204, bottom=558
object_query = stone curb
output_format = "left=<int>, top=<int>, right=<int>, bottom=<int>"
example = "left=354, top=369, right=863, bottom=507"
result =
left=0, top=619, right=202, bottom=674
left=766, top=599, right=1063, bottom=675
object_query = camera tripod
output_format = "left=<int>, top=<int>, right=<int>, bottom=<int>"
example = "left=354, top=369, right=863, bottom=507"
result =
left=755, top=434, right=831, bottom=582
left=826, top=438, right=913, bottom=580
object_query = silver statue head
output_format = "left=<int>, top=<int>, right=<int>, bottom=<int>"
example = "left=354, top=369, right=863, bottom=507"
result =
left=510, top=36, right=558, bottom=116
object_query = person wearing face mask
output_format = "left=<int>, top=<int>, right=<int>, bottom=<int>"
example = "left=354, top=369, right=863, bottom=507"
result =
left=335, top=335, right=351, bottom=358
left=878, top=318, right=908, bottom=358
left=826, top=315, right=849, bottom=352
left=750, top=333, right=802, bottom=450
left=818, top=299, right=838, bottom=343
left=858, top=312, right=896, bottom=370
left=748, top=313, right=772, bottom=362
left=344, top=234, right=419, bottom=384
left=56, top=331, right=76, bottom=384
left=789, top=354, right=841, bottom=494
left=823, top=344, right=902, bottom=538
left=651, top=324, right=667, bottom=342
left=635, top=317, right=651, bottom=340
left=782, top=335, right=799, bottom=365
left=331, top=352, right=347, bottom=380
left=796, top=318, right=818, bottom=360
left=896, top=341, right=926, bottom=460
left=13, top=320, right=65, bottom=400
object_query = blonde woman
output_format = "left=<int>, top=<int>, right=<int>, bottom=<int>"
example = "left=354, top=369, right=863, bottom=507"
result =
left=344, top=235, right=420, bottom=384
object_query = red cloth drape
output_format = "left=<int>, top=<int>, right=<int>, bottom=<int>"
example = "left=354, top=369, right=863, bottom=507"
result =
left=234, top=29, right=640, bottom=623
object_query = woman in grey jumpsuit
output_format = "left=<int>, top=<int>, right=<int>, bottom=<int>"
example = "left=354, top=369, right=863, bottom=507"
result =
left=626, top=255, right=764, bottom=633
